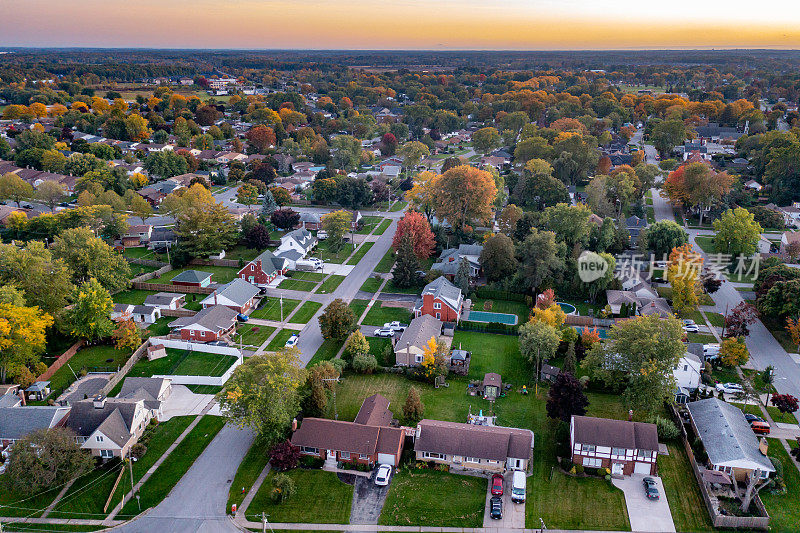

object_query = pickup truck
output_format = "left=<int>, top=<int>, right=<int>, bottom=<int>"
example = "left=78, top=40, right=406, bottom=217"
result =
left=383, top=321, right=408, bottom=333
left=296, top=258, right=324, bottom=271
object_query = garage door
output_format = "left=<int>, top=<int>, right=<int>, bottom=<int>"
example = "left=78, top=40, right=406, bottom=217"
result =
left=634, top=462, right=651, bottom=474
left=377, top=453, right=395, bottom=466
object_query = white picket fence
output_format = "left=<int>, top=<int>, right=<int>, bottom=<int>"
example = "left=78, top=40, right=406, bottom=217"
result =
left=152, top=337, right=242, bottom=356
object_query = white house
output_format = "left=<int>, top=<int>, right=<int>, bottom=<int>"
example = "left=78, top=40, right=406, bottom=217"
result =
left=673, top=353, right=702, bottom=394
left=277, top=228, right=317, bottom=259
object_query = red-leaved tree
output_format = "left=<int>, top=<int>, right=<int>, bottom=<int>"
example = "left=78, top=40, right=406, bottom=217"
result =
left=771, top=394, right=799, bottom=414
left=269, top=440, right=301, bottom=471
left=391, top=211, right=435, bottom=260
left=725, top=302, right=759, bottom=338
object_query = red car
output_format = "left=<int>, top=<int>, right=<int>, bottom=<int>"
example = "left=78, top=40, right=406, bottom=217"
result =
left=491, top=474, right=504, bottom=496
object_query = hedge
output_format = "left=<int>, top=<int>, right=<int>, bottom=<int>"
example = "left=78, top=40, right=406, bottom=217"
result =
left=457, top=320, right=519, bottom=335
left=474, top=287, right=528, bottom=303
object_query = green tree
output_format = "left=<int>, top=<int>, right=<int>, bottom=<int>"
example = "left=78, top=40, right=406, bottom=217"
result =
left=318, top=299, right=358, bottom=341
left=472, top=127, right=501, bottom=153
left=35, top=180, right=66, bottom=211
left=144, top=150, right=188, bottom=178
left=52, top=227, right=131, bottom=293
left=515, top=228, right=565, bottom=292
left=128, top=193, right=153, bottom=224
left=398, top=141, right=430, bottom=172
left=392, top=234, right=421, bottom=289
left=65, top=278, right=114, bottom=341
left=639, top=220, right=687, bottom=258
left=713, top=207, right=763, bottom=258
left=541, top=203, right=593, bottom=249
left=331, top=135, right=362, bottom=170
left=650, top=120, right=687, bottom=157
left=336, top=177, right=373, bottom=210
left=4, top=428, right=94, bottom=496
left=0, top=173, right=34, bottom=207
left=513, top=159, right=569, bottom=208
left=454, top=258, right=471, bottom=295
left=261, top=189, right=278, bottom=218
left=174, top=202, right=239, bottom=258
left=582, top=314, right=684, bottom=415
left=219, top=348, right=307, bottom=444
left=479, top=233, right=517, bottom=282
left=519, top=320, right=561, bottom=384
left=344, top=330, right=371, bottom=360
left=0, top=241, right=74, bottom=315
left=321, top=209, right=353, bottom=253
left=402, top=386, right=424, bottom=424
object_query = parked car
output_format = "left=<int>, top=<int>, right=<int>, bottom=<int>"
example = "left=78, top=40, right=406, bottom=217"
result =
left=703, top=343, right=720, bottom=355
left=751, top=421, right=771, bottom=435
left=237, top=313, right=249, bottom=322
left=683, top=324, right=699, bottom=333
left=683, top=319, right=696, bottom=326
left=296, top=258, right=324, bottom=271
left=375, top=464, right=392, bottom=486
left=490, top=474, right=504, bottom=496
left=715, top=382, right=744, bottom=394
left=285, top=334, right=299, bottom=348
left=511, top=470, right=526, bottom=503
left=317, top=230, right=328, bottom=240
left=374, top=328, right=395, bottom=337
left=643, top=477, right=659, bottom=500
left=489, top=496, right=503, bottom=519
left=383, top=321, right=408, bottom=333
left=744, top=413, right=765, bottom=423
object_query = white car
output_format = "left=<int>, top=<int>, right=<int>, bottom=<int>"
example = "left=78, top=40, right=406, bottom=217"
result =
left=703, top=343, right=720, bottom=355
left=716, top=382, right=744, bottom=394
left=317, top=230, right=328, bottom=240
left=383, top=321, right=408, bottom=333
left=375, top=464, right=392, bottom=486
left=683, top=324, right=699, bottom=333
left=683, top=319, right=696, bottom=326
left=374, top=328, right=395, bottom=337
left=285, top=334, right=299, bottom=348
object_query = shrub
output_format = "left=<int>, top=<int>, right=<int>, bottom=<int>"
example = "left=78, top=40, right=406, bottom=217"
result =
left=351, top=354, right=378, bottom=374
left=269, top=440, right=301, bottom=471
left=270, top=473, right=296, bottom=503
left=298, top=455, right=324, bottom=469
left=559, top=457, right=573, bottom=471
left=574, top=464, right=584, bottom=474
left=130, top=442, right=147, bottom=460
left=647, top=415, right=680, bottom=440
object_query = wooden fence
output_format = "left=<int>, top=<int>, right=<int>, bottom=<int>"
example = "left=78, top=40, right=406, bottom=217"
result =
left=37, top=340, right=86, bottom=382
left=160, top=308, right=197, bottom=318
left=99, top=340, right=151, bottom=396
left=190, top=258, right=241, bottom=268
left=129, top=264, right=173, bottom=285
left=132, top=281, right=214, bottom=294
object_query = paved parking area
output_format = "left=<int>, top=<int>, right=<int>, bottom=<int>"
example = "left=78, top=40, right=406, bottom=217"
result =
left=160, top=385, right=216, bottom=420
left=349, top=469, right=391, bottom=524
left=481, top=474, right=525, bottom=529
left=612, top=474, right=675, bottom=532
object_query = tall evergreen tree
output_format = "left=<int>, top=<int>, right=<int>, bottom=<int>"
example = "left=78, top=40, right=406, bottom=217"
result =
left=393, top=235, right=421, bottom=288
left=454, top=257, right=470, bottom=295
left=563, top=342, right=577, bottom=375
left=261, top=189, right=278, bottom=218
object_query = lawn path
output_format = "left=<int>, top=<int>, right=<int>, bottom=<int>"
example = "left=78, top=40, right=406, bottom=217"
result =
left=236, top=463, right=271, bottom=519
left=39, top=479, right=76, bottom=519
left=104, top=397, right=215, bottom=523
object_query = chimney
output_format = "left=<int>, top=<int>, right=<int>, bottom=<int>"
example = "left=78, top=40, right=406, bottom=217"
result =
left=291, top=418, right=298, bottom=432
left=93, top=394, right=107, bottom=409
left=18, top=388, right=26, bottom=406
left=759, top=437, right=769, bottom=456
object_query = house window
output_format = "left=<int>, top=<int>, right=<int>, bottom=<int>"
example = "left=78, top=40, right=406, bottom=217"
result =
left=611, top=447, right=625, bottom=456
left=582, top=457, right=602, bottom=468
left=636, top=450, right=652, bottom=461
left=464, top=457, right=481, bottom=464
left=433, top=302, right=441, bottom=310
left=199, top=331, right=205, bottom=338
left=581, top=444, right=596, bottom=454
left=100, top=449, right=113, bottom=458
left=301, top=446, right=318, bottom=455
left=414, top=354, right=423, bottom=364
left=340, top=451, right=350, bottom=459
left=683, top=365, right=688, bottom=371
left=359, top=454, right=370, bottom=459
left=423, top=452, right=444, bottom=460
left=96, top=435, right=104, bottom=442
left=436, top=313, right=441, bottom=320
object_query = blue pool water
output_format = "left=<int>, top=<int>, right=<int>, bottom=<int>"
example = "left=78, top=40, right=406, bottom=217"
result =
left=573, top=326, right=609, bottom=339
left=466, top=310, right=518, bottom=325
left=558, top=302, right=577, bottom=315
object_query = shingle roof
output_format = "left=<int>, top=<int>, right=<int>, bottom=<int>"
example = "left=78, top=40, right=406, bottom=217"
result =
left=169, top=304, right=238, bottom=332
left=571, top=415, right=659, bottom=452
left=292, top=418, right=380, bottom=455
left=119, top=377, right=170, bottom=402
left=144, top=292, right=184, bottom=306
left=687, top=398, right=775, bottom=472
left=65, top=399, right=140, bottom=440
left=250, top=250, right=288, bottom=276
left=354, top=394, right=393, bottom=426
left=396, top=314, right=442, bottom=352
left=203, top=278, right=259, bottom=307
left=415, top=419, right=533, bottom=461
left=421, top=276, right=462, bottom=312
left=0, top=406, right=70, bottom=440
left=282, top=228, right=317, bottom=251
left=171, top=270, right=213, bottom=284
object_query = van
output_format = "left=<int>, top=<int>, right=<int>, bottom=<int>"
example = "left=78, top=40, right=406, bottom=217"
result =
left=751, top=421, right=771, bottom=435
left=511, top=470, right=526, bottom=503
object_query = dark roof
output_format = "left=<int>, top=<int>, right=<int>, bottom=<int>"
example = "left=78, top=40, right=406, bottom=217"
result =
left=169, top=304, right=238, bottom=332
left=483, top=373, right=502, bottom=388
left=65, top=399, right=140, bottom=441
left=171, top=270, right=213, bottom=284
left=0, top=406, right=70, bottom=440
left=354, top=394, right=393, bottom=426
left=416, top=419, right=533, bottom=461
left=292, top=418, right=380, bottom=455
left=376, top=426, right=404, bottom=455
left=571, top=415, right=659, bottom=452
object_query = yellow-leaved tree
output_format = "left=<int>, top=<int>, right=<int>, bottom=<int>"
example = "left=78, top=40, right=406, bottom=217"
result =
left=0, top=302, right=54, bottom=383
left=668, top=244, right=702, bottom=315
left=420, top=337, right=448, bottom=382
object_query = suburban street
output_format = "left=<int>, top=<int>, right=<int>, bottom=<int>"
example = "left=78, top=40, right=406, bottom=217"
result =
left=650, top=188, right=800, bottom=423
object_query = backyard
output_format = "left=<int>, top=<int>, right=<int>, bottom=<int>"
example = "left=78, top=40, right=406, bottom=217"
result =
left=760, top=439, right=800, bottom=532
left=126, top=348, right=237, bottom=378
left=47, top=344, right=133, bottom=396
left=362, top=302, right=413, bottom=326
left=149, top=265, right=240, bottom=285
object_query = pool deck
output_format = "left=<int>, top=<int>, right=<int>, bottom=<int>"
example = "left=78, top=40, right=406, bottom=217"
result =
left=464, top=310, right=518, bottom=325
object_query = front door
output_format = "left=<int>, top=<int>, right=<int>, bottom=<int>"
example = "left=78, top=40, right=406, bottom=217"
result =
left=612, top=462, right=624, bottom=476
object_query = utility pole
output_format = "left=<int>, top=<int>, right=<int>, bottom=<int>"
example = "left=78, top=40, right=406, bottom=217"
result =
left=322, top=377, right=340, bottom=419
left=280, top=295, right=284, bottom=323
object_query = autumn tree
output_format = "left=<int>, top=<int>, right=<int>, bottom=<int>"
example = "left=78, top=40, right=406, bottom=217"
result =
left=219, top=348, right=307, bottom=444
left=35, top=180, right=66, bottom=211
left=128, top=193, right=153, bottom=224
left=53, top=227, right=131, bottom=293
left=0, top=173, right=34, bottom=207
left=433, top=165, right=497, bottom=232
left=419, top=337, right=448, bottom=382
left=497, top=204, right=523, bottom=236
left=270, top=208, right=300, bottom=230
left=0, top=299, right=53, bottom=383
left=771, top=394, right=799, bottom=415
left=268, top=440, right=301, bottom=472
left=246, top=125, right=277, bottom=152
left=668, top=244, right=703, bottom=315
left=402, top=386, right=424, bottom=424
left=546, top=371, right=589, bottom=422
left=405, top=170, right=438, bottom=221
left=236, top=183, right=259, bottom=211
left=344, top=330, right=370, bottom=362
left=112, top=317, right=141, bottom=352
left=725, top=302, right=759, bottom=338
left=318, top=299, right=357, bottom=341
left=66, top=278, right=114, bottom=342
left=786, top=317, right=800, bottom=353
left=391, top=211, right=435, bottom=260
left=720, top=337, right=750, bottom=368
left=321, top=209, right=352, bottom=252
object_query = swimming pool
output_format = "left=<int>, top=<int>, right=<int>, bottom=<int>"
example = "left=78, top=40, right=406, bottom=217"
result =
left=558, top=302, right=578, bottom=315
left=573, top=326, right=609, bottom=339
left=466, top=310, right=519, bottom=325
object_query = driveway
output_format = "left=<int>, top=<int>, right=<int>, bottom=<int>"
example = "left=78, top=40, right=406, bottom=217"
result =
left=349, top=469, right=391, bottom=525
left=159, top=385, right=216, bottom=420
left=482, top=474, right=525, bottom=529
left=612, top=474, right=675, bottom=532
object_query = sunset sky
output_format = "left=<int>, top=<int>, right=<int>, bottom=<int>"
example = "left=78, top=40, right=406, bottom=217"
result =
left=4, top=0, right=800, bottom=50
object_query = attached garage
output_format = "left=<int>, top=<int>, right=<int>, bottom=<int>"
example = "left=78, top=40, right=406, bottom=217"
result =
left=378, top=453, right=396, bottom=466
left=634, top=462, right=652, bottom=474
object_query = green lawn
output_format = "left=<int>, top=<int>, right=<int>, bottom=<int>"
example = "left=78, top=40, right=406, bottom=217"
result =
left=291, top=301, right=322, bottom=323
left=453, top=331, right=529, bottom=383
left=186, top=385, right=222, bottom=394
left=48, top=345, right=132, bottom=396
left=469, top=298, right=531, bottom=325
left=47, top=460, right=123, bottom=520
left=374, top=249, right=396, bottom=273
left=368, top=337, right=394, bottom=366
left=315, top=274, right=345, bottom=294
left=0, top=471, right=66, bottom=517
left=383, top=278, right=423, bottom=294
left=149, top=265, right=240, bottom=285
left=237, top=324, right=276, bottom=347
left=374, top=219, right=392, bottom=235
left=646, top=206, right=656, bottom=224
left=740, top=403, right=799, bottom=425
left=379, top=469, right=485, bottom=527
left=762, top=317, right=799, bottom=353
left=221, top=245, right=260, bottom=262
left=118, top=416, right=225, bottom=517
left=760, top=439, right=800, bottom=532
left=658, top=443, right=715, bottom=532
left=129, top=263, right=160, bottom=277
left=359, top=277, right=383, bottom=293
left=122, top=247, right=168, bottom=262
left=146, top=317, right=172, bottom=337
left=228, top=441, right=271, bottom=513
left=349, top=299, right=369, bottom=319
left=389, top=200, right=408, bottom=212
left=313, top=240, right=355, bottom=263
left=265, top=329, right=296, bottom=351
left=245, top=469, right=353, bottom=523
left=704, top=312, right=725, bottom=328
left=289, top=271, right=326, bottom=282
left=308, top=338, right=344, bottom=367
left=278, top=278, right=318, bottom=292
left=362, top=301, right=413, bottom=326
left=346, top=242, right=374, bottom=265
left=356, top=216, right=382, bottom=234
left=694, top=236, right=715, bottom=254
left=126, top=348, right=236, bottom=377
left=251, top=297, right=301, bottom=321
left=687, top=333, right=718, bottom=344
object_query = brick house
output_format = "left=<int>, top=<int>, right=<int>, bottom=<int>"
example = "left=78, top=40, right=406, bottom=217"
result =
left=291, top=394, right=404, bottom=467
left=413, top=276, right=463, bottom=322
left=200, top=278, right=260, bottom=314
left=570, top=415, right=659, bottom=476
left=168, top=305, right=238, bottom=342
left=237, top=250, right=288, bottom=286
